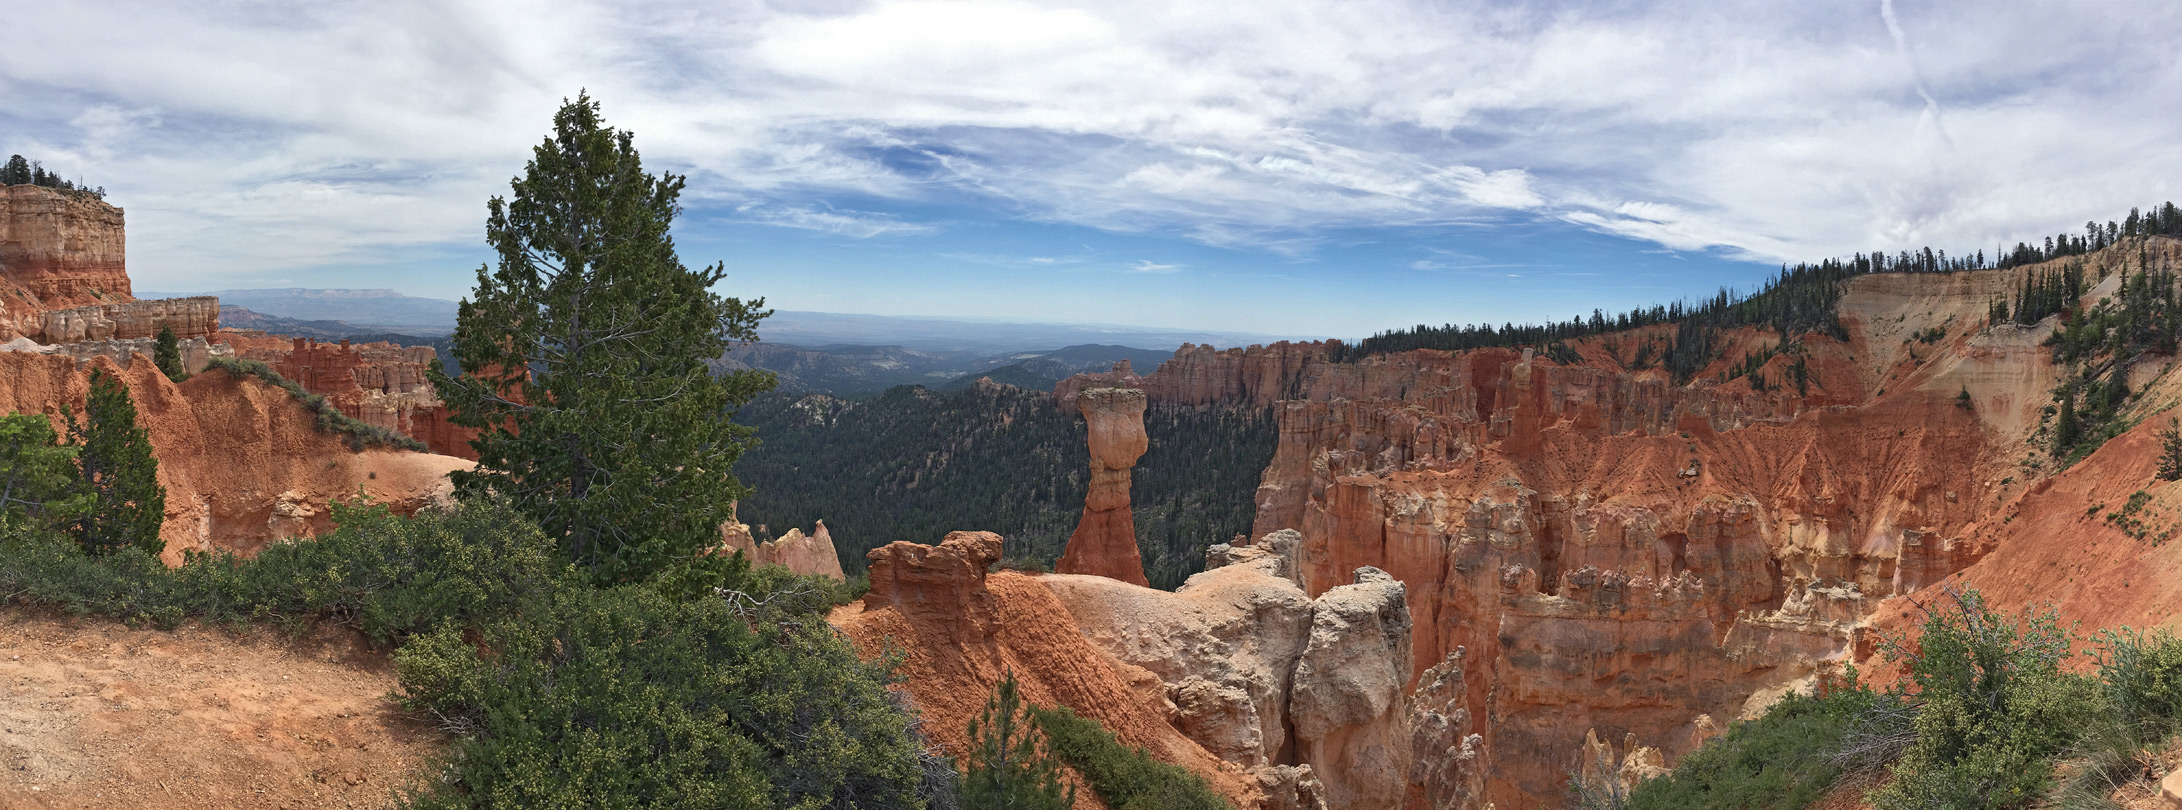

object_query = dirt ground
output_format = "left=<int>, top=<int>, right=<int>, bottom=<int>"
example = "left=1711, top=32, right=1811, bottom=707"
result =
left=0, top=608, right=441, bottom=809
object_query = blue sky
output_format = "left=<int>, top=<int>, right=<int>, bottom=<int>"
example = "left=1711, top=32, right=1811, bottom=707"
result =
left=5, top=0, right=2180, bottom=337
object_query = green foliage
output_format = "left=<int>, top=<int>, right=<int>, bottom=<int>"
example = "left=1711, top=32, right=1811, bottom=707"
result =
left=153, top=325, right=187, bottom=381
left=64, top=371, right=164, bottom=556
left=202, top=356, right=427, bottom=451
left=1869, top=589, right=2089, bottom=810
left=0, top=502, right=937, bottom=808
left=1031, top=705, right=1227, bottom=810
left=0, top=154, right=105, bottom=199
left=0, top=413, right=91, bottom=534
left=2162, top=418, right=2182, bottom=481
left=1956, top=386, right=1973, bottom=410
left=962, top=673, right=1074, bottom=810
left=430, top=92, right=774, bottom=584
left=399, top=577, right=926, bottom=810
left=734, top=386, right=1275, bottom=589
left=2089, top=627, right=2182, bottom=738
left=1624, top=679, right=1893, bottom=810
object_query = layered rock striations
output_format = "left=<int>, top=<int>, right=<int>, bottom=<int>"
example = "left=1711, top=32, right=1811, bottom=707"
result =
left=1056, top=387, right=1151, bottom=585
left=1044, top=261, right=2051, bottom=808
left=235, top=336, right=475, bottom=458
left=0, top=186, right=222, bottom=343
left=0, top=185, right=131, bottom=329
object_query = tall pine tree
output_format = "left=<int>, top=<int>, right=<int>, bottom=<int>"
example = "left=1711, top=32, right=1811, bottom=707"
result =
left=65, top=371, right=165, bottom=556
left=964, top=671, right=1074, bottom=810
left=429, top=93, right=774, bottom=583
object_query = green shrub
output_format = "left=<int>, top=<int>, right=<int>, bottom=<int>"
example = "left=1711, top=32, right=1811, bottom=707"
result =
left=0, top=501, right=938, bottom=808
left=1625, top=676, right=1894, bottom=810
left=1870, top=589, right=2097, bottom=810
left=963, top=672, right=1073, bottom=810
left=202, top=356, right=427, bottom=452
left=1032, top=704, right=1230, bottom=810
left=2090, top=627, right=2182, bottom=737
left=396, top=582, right=926, bottom=809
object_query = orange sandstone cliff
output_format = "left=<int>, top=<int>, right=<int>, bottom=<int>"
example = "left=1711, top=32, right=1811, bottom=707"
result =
left=1025, top=244, right=2182, bottom=808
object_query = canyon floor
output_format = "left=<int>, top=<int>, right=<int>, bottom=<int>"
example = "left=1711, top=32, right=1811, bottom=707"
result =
left=0, top=609, right=437, bottom=810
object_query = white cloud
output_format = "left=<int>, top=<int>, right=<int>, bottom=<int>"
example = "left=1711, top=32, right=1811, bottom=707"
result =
left=1130, top=260, right=1181, bottom=274
left=4, top=0, right=2181, bottom=282
left=733, top=204, right=935, bottom=238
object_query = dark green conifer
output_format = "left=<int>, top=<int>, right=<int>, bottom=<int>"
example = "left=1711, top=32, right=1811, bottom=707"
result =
left=429, top=93, right=774, bottom=582
left=65, top=371, right=165, bottom=556
left=964, top=671, right=1074, bottom=810
left=153, top=325, right=187, bottom=381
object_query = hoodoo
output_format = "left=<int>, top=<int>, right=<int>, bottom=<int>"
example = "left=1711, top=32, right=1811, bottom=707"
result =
left=1057, top=386, right=1152, bottom=585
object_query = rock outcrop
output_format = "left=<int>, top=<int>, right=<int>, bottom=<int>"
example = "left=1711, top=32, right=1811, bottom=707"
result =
left=1290, top=567, right=1413, bottom=810
left=233, top=335, right=475, bottom=458
left=1056, top=387, right=1151, bottom=585
left=720, top=518, right=847, bottom=580
left=0, top=186, right=131, bottom=338
left=41, top=296, right=219, bottom=342
left=833, top=532, right=1258, bottom=807
left=1044, top=535, right=1417, bottom=809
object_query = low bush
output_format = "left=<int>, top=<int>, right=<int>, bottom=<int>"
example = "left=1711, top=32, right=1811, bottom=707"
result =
left=0, top=501, right=939, bottom=809
left=1624, top=676, right=1895, bottom=810
left=1031, top=705, right=1230, bottom=810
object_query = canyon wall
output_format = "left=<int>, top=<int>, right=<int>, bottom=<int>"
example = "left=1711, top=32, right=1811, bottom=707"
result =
left=1046, top=260, right=2049, bottom=807
left=232, top=335, right=475, bottom=458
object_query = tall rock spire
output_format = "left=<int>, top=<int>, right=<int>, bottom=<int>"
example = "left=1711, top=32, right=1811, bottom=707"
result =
left=1056, top=387, right=1151, bottom=586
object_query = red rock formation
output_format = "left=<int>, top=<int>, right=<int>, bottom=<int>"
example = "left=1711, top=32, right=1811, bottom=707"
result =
left=1042, top=255, right=2071, bottom=808
left=834, top=532, right=1259, bottom=808
left=1056, top=341, right=1336, bottom=413
left=1057, top=387, right=1151, bottom=586
left=0, top=351, right=468, bottom=561
left=0, top=186, right=132, bottom=336
left=235, top=337, right=477, bottom=458
left=0, top=186, right=220, bottom=343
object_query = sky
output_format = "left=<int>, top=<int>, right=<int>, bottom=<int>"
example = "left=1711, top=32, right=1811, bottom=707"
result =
left=4, top=0, right=2180, bottom=339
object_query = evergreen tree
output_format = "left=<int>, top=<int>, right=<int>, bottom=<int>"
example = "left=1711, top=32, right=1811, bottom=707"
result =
left=1, top=155, right=27, bottom=186
left=153, top=325, right=187, bottom=381
left=0, top=413, right=91, bottom=533
left=2054, top=395, right=2081, bottom=455
left=964, top=671, right=1075, bottom=810
left=2160, top=418, right=2182, bottom=482
left=429, top=93, right=774, bottom=583
left=65, top=370, right=166, bottom=556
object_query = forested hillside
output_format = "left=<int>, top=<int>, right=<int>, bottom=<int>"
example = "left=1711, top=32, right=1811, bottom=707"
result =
left=735, top=382, right=1275, bottom=589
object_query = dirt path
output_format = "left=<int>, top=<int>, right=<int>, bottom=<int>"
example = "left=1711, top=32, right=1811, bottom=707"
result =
left=0, top=608, right=441, bottom=809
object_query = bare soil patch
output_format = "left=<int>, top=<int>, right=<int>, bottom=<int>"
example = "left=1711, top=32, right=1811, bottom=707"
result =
left=0, top=607, right=440, bottom=809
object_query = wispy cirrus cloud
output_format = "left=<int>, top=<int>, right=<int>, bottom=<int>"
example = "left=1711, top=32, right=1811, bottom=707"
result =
left=3, top=0, right=2181, bottom=305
